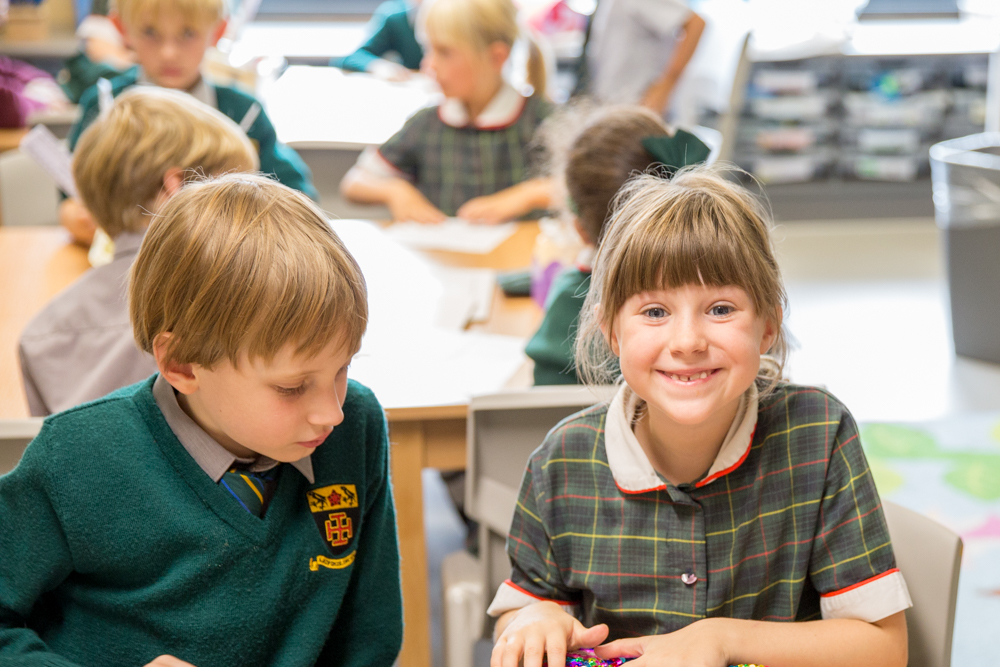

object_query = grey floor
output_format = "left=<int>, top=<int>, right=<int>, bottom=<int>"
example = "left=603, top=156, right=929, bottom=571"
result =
left=420, top=215, right=1000, bottom=667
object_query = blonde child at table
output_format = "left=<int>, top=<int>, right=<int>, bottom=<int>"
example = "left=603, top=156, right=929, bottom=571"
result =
left=341, top=0, right=553, bottom=224
left=19, top=88, right=256, bottom=416
left=526, top=105, right=710, bottom=385
left=488, top=168, right=911, bottom=667
left=60, top=0, right=317, bottom=246
left=1, top=173, right=402, bottom=667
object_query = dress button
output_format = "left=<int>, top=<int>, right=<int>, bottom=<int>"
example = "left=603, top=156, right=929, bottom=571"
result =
left=681, top=571, right=698, bottom=585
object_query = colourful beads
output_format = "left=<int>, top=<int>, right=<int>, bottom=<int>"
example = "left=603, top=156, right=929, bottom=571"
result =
left=545, top=650, right=767, bottom=667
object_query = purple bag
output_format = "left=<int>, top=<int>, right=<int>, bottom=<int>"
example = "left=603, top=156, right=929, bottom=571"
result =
left=0, top=56, right=55, bottom=127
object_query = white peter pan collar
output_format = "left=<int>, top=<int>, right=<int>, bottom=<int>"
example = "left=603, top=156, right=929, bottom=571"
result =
left=437, top=81, right=526, bottom=129
left=604, top=382, right=759, bottom=493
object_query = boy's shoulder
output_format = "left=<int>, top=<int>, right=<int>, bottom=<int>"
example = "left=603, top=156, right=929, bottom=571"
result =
left=20, top=258, right=130, bottom=341
left=78, top=66, right=141, bottom=110
left=212, top=84, right=263, bottom=114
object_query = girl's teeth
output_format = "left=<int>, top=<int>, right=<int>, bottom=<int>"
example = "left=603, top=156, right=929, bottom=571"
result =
left=669, top=371, right=710, bottom=382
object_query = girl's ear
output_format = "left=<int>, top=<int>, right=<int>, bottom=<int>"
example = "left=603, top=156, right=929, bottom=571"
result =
left=759, top=307, right=781, bottom=354
left=153, top=333, right=200, bottom=396
left=598, top=308, right=621, bottom=357
left=161, top=167, right=185, bottom=199
left=488, top=40, right=511, bottom=72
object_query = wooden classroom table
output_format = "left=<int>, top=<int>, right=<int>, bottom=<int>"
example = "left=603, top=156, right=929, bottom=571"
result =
left=0, top=222, right=543, bottom=667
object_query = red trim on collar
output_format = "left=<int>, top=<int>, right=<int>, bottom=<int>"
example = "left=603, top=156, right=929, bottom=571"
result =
left=502, top=579, right=576, bottom=605
left=614, top=478, right=667, bottom=495
left=694, top=425, right=757, bottom=488
left=820, top=568, right=900, bottom=598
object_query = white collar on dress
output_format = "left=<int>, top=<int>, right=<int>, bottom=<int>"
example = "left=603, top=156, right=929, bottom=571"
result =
left=437, top=81, right=526, bottom=129
left=604, top=382, right=759, bottom=493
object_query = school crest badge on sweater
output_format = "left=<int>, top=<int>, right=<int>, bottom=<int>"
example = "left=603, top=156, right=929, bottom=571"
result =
left=307, top=484, right=359, bottom=571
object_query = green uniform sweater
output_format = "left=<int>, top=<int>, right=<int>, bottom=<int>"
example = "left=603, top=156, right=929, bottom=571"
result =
left=68, top=67, right=319, bottom=202
left=524, top=266, right=591, bottom=386
left=336, top=0, right=423, bottom=72
left=0, top=376, right=402, bottom=667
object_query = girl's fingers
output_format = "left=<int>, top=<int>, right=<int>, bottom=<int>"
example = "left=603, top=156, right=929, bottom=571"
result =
left=522, top=632, right=547, bottom=667
left=500, top=632, right=525, bottom=667
left=571, top=622, right=609, bottom=650
left=545, top=630, right=568, bottom=667
left=593, top=636, right=645, bottom=660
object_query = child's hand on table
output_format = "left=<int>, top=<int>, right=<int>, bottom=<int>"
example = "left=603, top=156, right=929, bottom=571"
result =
left=593, top=618, right=730, bottom=667
left=368, top=59, right=414, bottom=82
left=143, top=655, right=198, bottom=667
left=492, top=601, right=609, bottom=667
left=457, top=191, right=521, bottom=225
left=388, top=181, right=447, bottom=224
left=58, top=198, right=98, bottom=247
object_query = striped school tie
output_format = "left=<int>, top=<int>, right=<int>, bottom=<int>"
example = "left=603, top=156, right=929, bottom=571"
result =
left=220, top=467, right=280, bottom=517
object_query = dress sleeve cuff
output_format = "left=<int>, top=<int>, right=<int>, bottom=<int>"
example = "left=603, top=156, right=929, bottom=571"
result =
left=820, top=568, right=913, bottom=622
left=486, top=579, right=578, bottom=618
left=354, top=146, right=409, bottom=180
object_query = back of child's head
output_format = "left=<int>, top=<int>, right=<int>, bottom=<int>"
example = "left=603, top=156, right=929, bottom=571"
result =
left=130, top=173, right=368, bottom=370
left=576, top=166, right=787, bottom=390
left=73, top=87, right=257, bottom=238
left=423, top=0, right=546, bottom=97
left=564, top=105, right=670, bottom=244
left=114, top=0, right=226, bottom=28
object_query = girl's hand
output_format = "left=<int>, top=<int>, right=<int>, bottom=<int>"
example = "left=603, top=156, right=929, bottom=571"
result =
left=492, top=601, right=609, bottom=667
left=59, top=198, right=98, bottom=247
left=457, top=191, right=518, bottom=225
left=388, top=181, right=447, bottom=224
left=594, top=618, right=730, bottom=667
left=143, top=656, right=198, bottom=667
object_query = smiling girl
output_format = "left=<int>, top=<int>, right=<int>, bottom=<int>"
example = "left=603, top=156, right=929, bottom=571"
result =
left=341, top=0, right=553, bottom=223
left=486, top=168, right=912, bottom=667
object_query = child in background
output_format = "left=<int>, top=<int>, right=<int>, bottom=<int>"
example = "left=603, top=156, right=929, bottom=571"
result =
left=526, top=105, right=709, bottom=385
left=490, top=168, right=910, bottom=667
left=60, top=0, right=317, bottom=246
left=341, top=0, right=552, bottom=224
left=19, top=88, right=256, bottom=416
left=1, top=174, right=402, bottom=667
left=335, top=0, right=424, bottom=81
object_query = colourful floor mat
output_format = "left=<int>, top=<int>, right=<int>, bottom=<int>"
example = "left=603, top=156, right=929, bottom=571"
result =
left=861, top=413, right=1000, bottom=667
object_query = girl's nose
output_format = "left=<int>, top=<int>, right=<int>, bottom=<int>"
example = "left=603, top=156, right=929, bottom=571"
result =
left=669, top=315, right=708, bottom=355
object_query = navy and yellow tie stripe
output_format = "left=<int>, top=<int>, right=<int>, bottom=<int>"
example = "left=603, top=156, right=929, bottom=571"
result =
left=220, top=467, right=279, bottom=517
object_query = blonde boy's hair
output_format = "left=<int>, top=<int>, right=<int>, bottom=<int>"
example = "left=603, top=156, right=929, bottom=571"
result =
left=74, top=87, right=257, bottom=238
left=423, top=0, right=546, bottom=97
left=130, top=174, right=368, bottom=368
left=114, top=0, right=226, bottom=28
left=575, top=167, right=788, bottom=393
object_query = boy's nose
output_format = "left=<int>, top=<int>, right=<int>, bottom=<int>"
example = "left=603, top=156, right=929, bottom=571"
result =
left=310, top=391, right=346, bottom=429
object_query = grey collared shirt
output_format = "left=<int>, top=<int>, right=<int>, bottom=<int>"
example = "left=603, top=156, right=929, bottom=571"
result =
left=19, top=231, right=158, bottom=416
left=152, top=374, right=315, bottom=483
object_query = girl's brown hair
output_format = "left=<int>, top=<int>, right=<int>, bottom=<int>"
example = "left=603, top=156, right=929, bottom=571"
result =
left=130, top=174, right=368, bottom=368
left=564, top=106, right=669, bottom=244
left=575, top=167, right=788, bottom=393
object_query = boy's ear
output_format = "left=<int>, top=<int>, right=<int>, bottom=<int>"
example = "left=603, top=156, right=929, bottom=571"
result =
left=153, top=332, right=200, bottom=395
left=488, top=40, right=511, bottom=72
left=572, top=216, right=593, bottom=246
left=110, top=13, right=129, bottom=44
left=161, top=167, right=185, bottom=199
left=209, top=19, right=228, bottom=47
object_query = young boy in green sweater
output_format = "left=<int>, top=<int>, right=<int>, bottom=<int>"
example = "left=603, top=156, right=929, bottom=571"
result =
left=0, top=174, right=402, bottom=667
left=60, top=0, right=317, bottom=246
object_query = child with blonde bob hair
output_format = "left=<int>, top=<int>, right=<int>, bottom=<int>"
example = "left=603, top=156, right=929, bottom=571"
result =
left=488, top=168, right=911, bottom=667
left=341, top=0, right=553, bottom=223
left=20, top=86, right=257, bottom=417
left=2, top=174, right=402, bottom=667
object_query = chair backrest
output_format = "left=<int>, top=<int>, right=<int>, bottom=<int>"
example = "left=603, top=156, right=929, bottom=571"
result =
left=0, top=148, right=61, bottom=226
left=466, top=385, right=617, bottom=595
left=0, top=418, right=44, bottom=475
left=882, top=500, right=963, bottom=667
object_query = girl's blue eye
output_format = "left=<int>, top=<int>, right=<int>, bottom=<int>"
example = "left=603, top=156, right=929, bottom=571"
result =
left=710, top=305, right=734, bottom=316
left=644, top=307, right=667, bottom=319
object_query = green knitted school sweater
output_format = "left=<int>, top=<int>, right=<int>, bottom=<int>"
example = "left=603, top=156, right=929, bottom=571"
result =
left=0, top=376, right=402, bottom=667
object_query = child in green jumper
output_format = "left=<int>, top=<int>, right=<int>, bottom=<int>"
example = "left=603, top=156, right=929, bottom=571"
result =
left=60, top=0, right=317, bottom=246
left=335, top=0, right=424, bottom=81
left=0, top=174, right=402, bottom=667
left=526, top=105, right=710, bottom=385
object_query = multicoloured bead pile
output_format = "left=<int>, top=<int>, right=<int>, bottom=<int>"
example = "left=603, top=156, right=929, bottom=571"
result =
left=546, top=651, right=767, bottom=667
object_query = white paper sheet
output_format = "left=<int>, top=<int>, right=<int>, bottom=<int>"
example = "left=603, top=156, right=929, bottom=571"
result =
left=19, top=125, right=77, bottom=198
left=387, top=219, right=517, bottom=254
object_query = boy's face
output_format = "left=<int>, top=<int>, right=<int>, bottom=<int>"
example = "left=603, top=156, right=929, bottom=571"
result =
left=119, top=10, right=223, bottom=90
left=170, top=337, right=355, bottom=462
